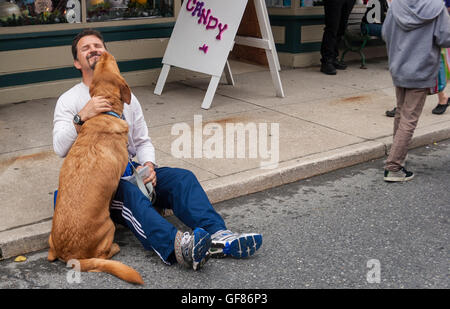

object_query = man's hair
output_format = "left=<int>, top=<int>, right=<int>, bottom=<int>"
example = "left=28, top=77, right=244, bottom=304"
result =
left=71, top=29, right=106, bottom=60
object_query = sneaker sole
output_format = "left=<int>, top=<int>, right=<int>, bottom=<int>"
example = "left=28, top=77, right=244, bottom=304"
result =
left=320, top=69, right=337, bottom=75
left=384, top=174, right=414, bottom=182
left=192, top=228, right=211, bottom=271
left=210, top=234, right=262, bottom=259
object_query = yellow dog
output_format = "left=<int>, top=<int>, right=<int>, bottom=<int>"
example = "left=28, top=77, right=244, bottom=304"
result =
left=48, top=52, right=143, bottom=285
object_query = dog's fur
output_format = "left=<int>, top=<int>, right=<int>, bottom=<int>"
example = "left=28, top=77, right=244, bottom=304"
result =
left=48, top=52, right=143, bottom=285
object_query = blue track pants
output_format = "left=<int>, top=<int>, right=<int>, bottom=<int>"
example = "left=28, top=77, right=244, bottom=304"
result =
left=110, top=167, right=227, bottom=264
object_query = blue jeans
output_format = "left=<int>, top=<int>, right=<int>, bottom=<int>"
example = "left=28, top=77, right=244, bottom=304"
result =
left=110, top=167, right=227, bottom=264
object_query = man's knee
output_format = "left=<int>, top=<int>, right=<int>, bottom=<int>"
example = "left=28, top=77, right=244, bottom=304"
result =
left=173, top=168, right=197, bottom=184
left=162, top=168, right=199, bottom=193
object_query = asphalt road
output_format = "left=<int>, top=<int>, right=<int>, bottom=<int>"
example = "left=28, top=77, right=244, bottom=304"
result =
left=1, top=140, right=449, bottom=290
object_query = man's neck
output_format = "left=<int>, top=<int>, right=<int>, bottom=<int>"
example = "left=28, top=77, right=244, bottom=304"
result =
left=81, top=69, right=94, bottom=87
left=82, top=74, right=93, bottom=88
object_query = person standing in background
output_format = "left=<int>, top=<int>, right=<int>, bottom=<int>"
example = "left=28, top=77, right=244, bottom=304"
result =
left=432, top=0, right=450, bottom=114
left=385, top=0, right=450, bottom=117
left=320, top=0, right=357, bottom=75
left=382, top=0, right=450, bottom=182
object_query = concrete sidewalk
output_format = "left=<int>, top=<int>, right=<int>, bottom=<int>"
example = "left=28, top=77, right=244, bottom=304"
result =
left=1, top=58, right=450, bottom=260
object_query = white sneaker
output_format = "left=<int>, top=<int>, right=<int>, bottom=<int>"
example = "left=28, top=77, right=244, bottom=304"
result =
left=384, top=167, right=414, bottom=182
left=175, top=228, right=211, bottom=270
left=209, top=230, right=262, bottom=259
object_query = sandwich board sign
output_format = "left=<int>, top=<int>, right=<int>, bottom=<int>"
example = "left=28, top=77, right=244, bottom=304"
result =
left=154, top=0, right=284, bottom=109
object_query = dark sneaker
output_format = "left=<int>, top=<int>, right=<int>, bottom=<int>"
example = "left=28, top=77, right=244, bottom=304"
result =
left=333, top=59, right=347, bottom=70
left=320, top=62, right=337, bottom=75
left=384, top=167, right=414, bottom=182
left=209, top=230, right=262, bottom=259
left=175, top=228, right=211, bottom=270
left=432, top=100, right=449, bottom=115
left=385, top=107, right=396, bottom=117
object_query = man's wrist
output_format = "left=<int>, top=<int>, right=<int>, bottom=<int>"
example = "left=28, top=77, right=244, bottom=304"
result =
left=143, top=161, right=155, bottom=169
left=78, top=110, right=88, bottom=122
left=73, top=114, right=84, bottom=126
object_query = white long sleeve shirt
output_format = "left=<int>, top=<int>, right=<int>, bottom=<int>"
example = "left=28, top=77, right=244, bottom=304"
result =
left=53, top=82, right=156, bottom=165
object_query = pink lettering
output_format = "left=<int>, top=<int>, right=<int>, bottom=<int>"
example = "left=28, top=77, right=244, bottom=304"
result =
left=206, top=16, right=218, bottom=30
left=216, top=23, right=228, bottom=40
left=185, top=1, right=229, bottom=41
left=198, top=8, right=211, bottom=25
left=199, top=44, right=209, bottom=54
left=192, top=1, right=205, bottom=17
left=186, top=0, right=196, bottom=11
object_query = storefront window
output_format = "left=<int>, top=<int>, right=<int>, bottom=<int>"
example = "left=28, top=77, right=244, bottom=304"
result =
left=264, top=0, right=323, bottom=8
left=300, top=0, right=323, bottom=6
left=0, top=0, right=73, bottom=26
left=0, top=0, right=174, bottom=26
left=87, top=0, right=173, bottom=23
left=265, top=0, right=291, bottom=7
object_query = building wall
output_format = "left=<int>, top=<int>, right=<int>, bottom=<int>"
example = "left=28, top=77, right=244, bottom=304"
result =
left=268, top=5, right=386, bottom=68
left=0, top=3, right=386, bottom=105
left=0, top=20, right=175, bottom=105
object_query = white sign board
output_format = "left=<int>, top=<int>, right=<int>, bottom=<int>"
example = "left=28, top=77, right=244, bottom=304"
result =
left=162, top=0, right=248, bottom=77
left=155, top=0, right=284, bottom=109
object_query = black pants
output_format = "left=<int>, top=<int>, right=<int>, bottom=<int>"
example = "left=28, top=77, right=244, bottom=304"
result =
left=320, top=0, right=356, bottom=63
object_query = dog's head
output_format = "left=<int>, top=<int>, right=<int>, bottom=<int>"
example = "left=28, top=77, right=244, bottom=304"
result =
left=90, top=52, right=131, bottom=114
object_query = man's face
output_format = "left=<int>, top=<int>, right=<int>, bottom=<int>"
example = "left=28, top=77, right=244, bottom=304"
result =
left=74, top=35, right=106, bottom=72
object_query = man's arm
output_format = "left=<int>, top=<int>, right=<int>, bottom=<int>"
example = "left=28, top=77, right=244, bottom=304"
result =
left=131, top=95, right=156, bottom=166
left=75, top=96, right=112, bottom=133
left=129, top=95, right=157, bottom=186
left=53, top=92, right=112, bottom=157
left=53, top=95, right=79, bottom=158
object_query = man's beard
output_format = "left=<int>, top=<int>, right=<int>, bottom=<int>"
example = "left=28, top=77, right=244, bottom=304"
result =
left=87, top=52, right=101, bottom=70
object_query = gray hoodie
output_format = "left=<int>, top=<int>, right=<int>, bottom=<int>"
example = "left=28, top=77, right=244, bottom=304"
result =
left=382, top=0, right=450, bottom=88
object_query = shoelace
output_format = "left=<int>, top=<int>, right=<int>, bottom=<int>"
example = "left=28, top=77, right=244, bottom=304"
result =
left=211, top=230, right=234, bottom=241
left=180, top=232, right=192, bottom=260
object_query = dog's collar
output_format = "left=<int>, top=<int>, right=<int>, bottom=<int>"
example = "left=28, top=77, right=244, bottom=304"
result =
left=103, top=111, right=125, bottom=120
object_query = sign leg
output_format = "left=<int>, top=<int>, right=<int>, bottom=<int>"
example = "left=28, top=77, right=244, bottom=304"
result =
left=254, top=0, right=285, bottom=98
left=265, top=49, right=285, bottom=98
left=201, top=76, right=221, bottom=110
left=224, top=61, right=235, bottom=86
left=154, top=64, right=171, bottom=96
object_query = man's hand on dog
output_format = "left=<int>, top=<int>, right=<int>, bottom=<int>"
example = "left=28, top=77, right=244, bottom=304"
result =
left=138, top=162, right=157, bottom=187
left=76, top=96, right=112, bottom=132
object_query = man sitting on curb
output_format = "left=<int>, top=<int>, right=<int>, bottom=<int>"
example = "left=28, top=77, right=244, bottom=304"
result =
left=53, top=29, right=262, bottom=271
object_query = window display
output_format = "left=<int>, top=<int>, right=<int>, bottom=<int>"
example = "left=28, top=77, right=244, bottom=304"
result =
left=87, top=0, right=174, bottom=23
left=264, top=0, right=323, bottom=8
left=265, top=0, right=291, bottom=7
left=300, top=0, right=323, bottom=7
left=0, top=0, right=71, bottom=26
left=0, top=0, right=174, bottom=26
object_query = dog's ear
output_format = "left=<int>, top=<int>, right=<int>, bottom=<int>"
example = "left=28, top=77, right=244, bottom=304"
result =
left=121, top=82, right=132, bottom=105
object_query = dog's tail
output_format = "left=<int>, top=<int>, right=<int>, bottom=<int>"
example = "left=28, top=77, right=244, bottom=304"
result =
left=78, top=258, right=144, bottom=285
